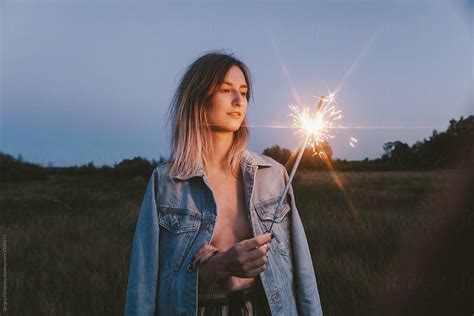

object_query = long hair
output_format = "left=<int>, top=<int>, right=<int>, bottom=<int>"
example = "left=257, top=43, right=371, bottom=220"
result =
left=167, top=51, right=253, bottom=179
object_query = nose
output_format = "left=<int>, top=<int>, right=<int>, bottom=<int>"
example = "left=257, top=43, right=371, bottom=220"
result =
left=232, top=91, right=245, bottom=107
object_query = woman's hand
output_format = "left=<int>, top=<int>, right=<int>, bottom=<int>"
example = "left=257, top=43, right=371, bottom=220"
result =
left=191, top=244, right=220, bottom=271
left=210, top=232, right=273, bottom=279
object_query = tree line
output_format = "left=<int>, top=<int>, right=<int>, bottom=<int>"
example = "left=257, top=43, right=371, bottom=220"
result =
left=1, top=115, right=472, bottom=181
left=0, top=154, right=167, bottom=181
left=264, top=115, right=474, bottom=171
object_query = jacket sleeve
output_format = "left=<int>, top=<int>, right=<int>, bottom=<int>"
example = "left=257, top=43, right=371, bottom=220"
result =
left=283, top=168, right=324, bottom=316
left=124, top=169, right=160, bottom=316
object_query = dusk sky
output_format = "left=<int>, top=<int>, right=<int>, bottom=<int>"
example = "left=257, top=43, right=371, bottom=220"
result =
left=2, top=0, right=472, bottom=167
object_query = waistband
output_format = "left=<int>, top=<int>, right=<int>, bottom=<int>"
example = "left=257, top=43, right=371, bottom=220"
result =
left=198, top=282, right=265, bottom=301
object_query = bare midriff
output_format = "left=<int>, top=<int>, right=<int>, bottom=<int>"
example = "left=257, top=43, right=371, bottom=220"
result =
left=201, top=169, right=256, bottom=293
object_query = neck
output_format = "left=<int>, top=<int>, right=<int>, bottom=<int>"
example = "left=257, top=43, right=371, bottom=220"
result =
left=207, top=131, right=234, bottom=170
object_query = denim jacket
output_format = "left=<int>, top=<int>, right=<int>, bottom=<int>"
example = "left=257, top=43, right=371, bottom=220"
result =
left=124, top=150, right=324, bottom=316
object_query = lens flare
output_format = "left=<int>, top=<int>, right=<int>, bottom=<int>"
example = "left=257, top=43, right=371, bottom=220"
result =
left=268, top=91, right=346, bottom=232
left=289, top=91, right=343, bottom=154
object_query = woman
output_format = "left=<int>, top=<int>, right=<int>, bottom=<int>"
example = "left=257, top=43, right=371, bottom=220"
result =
left=124, top=52, right=324, bottom=316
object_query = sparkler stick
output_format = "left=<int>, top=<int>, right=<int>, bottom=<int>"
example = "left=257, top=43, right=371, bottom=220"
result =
left=266, top=133, right=309, bottom=233
left=266, top=97, right=327, bottom=233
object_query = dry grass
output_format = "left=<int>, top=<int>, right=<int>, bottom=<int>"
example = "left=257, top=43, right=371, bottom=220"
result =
left=0, top=170, right=472, bottom=315
left=293, top=169, right=473, bottom=315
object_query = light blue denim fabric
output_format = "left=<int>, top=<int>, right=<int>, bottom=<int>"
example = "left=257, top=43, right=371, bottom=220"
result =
left=124, top=150, right=324, bottom=316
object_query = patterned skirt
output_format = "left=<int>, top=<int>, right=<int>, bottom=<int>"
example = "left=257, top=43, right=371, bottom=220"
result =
left=198, top=279, right=272, bottom=316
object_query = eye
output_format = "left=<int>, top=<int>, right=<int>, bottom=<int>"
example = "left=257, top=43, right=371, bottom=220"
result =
left=240, top=91, right=247, bottom=97
left=220, top=88, right=230, bottom=93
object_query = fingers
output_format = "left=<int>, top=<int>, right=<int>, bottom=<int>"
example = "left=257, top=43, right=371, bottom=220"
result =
left=234, top=254, right=269, bottom=278
left=192, top=244, right=219, bottom=267
left=194, top=244, right=218, bottom=257
left=240, top=232, right=273, bottom=251
left=194, top=244, right=218, bottom=258
left=245, top=262, right=268, bottom=278
left=192, top=249, right=218, bottom=267
left=245, top=253, right=268, bottom=271
left=246, top=242, right=271, bottom=261
left=206, top=233, right=274, bottom=278
left=238, top=242, right=271, bottom=276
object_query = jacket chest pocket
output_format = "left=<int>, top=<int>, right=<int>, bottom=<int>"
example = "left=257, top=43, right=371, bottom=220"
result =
left=158, top=206, right=201, bottom=271
left=254, top=196, right=291, bottom=224
left=254, top=197, right=291, bottom=256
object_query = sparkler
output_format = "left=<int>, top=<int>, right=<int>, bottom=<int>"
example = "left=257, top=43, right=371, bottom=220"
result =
left=266, top=92, right=343, bottom=233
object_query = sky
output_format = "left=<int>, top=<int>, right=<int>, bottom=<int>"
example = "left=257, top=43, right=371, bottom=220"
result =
left=1, top=0, right=472, bottom=167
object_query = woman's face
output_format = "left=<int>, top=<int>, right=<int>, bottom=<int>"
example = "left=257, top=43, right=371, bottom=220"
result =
left=207, top=65, right=248, bottom=133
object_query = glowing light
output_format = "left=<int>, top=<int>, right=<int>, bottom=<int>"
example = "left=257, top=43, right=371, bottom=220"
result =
left=349, top=137, right=358, bottom=148
left=289, top=90, right=342, bottom=154
left=267, top=90, right=363, bottom=233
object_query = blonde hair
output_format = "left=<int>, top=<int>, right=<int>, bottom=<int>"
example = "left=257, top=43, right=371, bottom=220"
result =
left=167, top=51, right=253, bottom=179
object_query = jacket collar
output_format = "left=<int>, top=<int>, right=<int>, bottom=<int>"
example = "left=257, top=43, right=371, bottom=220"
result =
left=171, top=149, right=271, bottom=181
left=242, top=150, right=272, bottom=168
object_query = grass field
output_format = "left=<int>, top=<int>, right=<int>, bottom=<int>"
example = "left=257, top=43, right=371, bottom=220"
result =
left=1, top=170, right=472, bottom=315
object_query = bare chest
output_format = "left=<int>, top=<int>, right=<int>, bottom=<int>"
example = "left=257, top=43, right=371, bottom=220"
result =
left=206, top=174, right=253, bottom=251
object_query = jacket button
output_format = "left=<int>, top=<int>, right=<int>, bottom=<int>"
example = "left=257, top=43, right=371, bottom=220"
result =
left=187, top=263, right=193, bottom=272
left=271, top=291, right=279, bottom=301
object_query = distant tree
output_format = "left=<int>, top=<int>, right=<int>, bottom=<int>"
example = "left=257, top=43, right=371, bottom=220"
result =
left=0, top=152, right=46, bottom=181
left=315, top=140, right=333, bottom=160
left=263, top=145, right=292, bottom=165
left=114, top=156, right=155, bottom=177
left=75, top=161, right=97, bottom=175
left=298, top=140, right=334, bottom=170
left=158, top=155, right=168, bottom=164
left=445, top=116, right=474, bottom=167
left=263, top=141, right=335, bottom=171
left=382, top=141, right=416, bottom=168
left=383, top=142, right=394, bottom=158
left=381, top=115, right=474, bottom=169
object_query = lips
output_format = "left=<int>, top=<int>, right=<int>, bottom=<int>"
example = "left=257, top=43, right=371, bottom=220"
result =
left=227, top=112, right=241, bottom=118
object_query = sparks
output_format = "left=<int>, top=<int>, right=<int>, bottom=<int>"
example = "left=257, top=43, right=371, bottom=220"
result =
left=267, top=90, right=359, bottom=233
left=349, top=136, right=358, bottom=148
left=289, top=91, right=342, bottom=154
